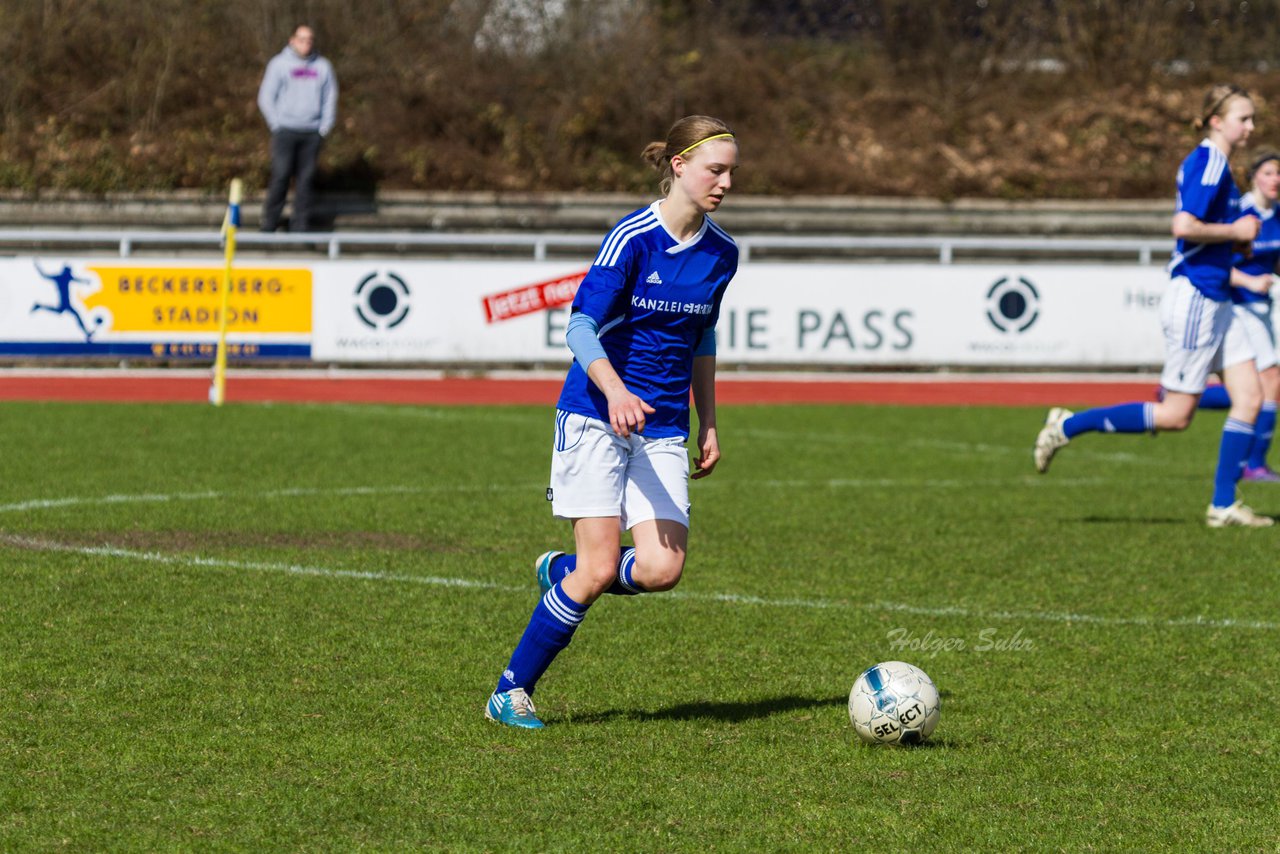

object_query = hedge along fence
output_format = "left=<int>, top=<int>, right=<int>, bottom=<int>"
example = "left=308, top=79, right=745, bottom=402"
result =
left=4, top=0, right=1280, bottom=199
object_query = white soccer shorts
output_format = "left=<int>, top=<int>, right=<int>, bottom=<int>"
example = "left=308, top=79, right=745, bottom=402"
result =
left=548, top=409, right=690, bottom=529
left=1222, top=300, right=1278, bottom=372
left=1159, top=276, right=1234, bottom=394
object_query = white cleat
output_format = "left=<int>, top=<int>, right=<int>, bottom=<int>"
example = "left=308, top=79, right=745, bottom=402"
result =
left=1206, top=501, right=1275, bottom=528
left=1034, top=407, right=1073, bottom=474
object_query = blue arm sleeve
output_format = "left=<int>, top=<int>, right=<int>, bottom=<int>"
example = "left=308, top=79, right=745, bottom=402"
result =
left=566, top=311, right=607, bottom=371
left=694, top=325, right=717, bottom=357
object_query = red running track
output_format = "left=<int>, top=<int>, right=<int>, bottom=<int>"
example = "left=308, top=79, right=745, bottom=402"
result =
left=0, top=371, right=1162, bottom=407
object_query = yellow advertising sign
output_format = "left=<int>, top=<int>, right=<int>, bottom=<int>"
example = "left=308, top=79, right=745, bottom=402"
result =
left=82, top=265, right=312, bottom=333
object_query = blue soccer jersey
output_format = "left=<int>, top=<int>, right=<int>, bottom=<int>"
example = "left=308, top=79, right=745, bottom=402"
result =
left=556, top=202, right=738, bottom=439
left=1231, top=191, right=1280, bottom=305
left=1169, top=140, right=1242, bottom=301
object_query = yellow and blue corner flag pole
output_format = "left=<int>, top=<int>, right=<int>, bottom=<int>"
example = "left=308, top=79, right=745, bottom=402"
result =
left=209, top=178, right=242, bottom=406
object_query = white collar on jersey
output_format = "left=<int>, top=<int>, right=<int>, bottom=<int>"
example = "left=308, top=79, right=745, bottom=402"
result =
left=1241, top=191, right=1276, bottom=221
left=650, top=200, right=709, bottom=254
left=1199, top=138, right=1232, bottom=157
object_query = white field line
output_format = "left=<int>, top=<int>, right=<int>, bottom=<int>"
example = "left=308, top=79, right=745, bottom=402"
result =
left=736, top=428, right=1158, bottom=466
left=0, top=484, right=526, bottom=514
left=0, top=474, right=1151, bottom=516
left=0, top=534, right=524, bottom=592
left=3, top=532, right=1276, bottom=633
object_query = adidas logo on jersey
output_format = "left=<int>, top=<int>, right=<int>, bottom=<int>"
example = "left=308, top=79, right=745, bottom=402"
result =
left=646, top=271, right=663, bottom=284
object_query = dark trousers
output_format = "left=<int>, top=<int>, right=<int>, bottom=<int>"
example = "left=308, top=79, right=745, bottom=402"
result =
left=262, top=129, right=322, bottom=232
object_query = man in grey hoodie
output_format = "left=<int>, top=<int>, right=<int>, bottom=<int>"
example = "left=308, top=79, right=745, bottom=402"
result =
left=257, top=25, right=338, bottom=232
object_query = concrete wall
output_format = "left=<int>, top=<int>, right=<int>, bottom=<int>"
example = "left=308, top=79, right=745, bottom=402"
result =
left=0, top=191, right=1173, bottom=238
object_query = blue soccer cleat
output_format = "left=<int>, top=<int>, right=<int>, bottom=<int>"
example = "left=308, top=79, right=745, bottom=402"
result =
left=534, top=550, right=564, bottom=595
left=485, top=688, right=545, bottom=729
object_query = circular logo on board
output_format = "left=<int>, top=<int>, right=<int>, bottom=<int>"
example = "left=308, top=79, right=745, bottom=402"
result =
left=354, top=271, right=410, bottom=330
left=986, top=276, right=1039, bottom=333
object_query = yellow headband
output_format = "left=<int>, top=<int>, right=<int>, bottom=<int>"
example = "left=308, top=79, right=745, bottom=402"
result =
left=675, top=133, right=735, bottom=158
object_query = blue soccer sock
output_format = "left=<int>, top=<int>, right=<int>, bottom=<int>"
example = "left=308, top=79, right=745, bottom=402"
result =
left=1199, top=384, right=1232, bottom=409
left=496, top=582, right=588, bottom=696
left=544, top=548, right=644, bottom=596
left=1063, top=402, right=1154, bottom=438
left=1248, top=401, right=1276, bottom=470
left=1212, top=418, right=1256, bottom=508
left=547, top=553, right=574, bottom=586
left=610, top=547, right=643, bottom=596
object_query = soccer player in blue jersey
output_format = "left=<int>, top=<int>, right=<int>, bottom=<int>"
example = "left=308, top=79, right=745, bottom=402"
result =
left=1177, top=152, right=1280, bottom=476
left=1224, top=151, right=1280, bottom=480
left=486, top=116, right=740, bottom=727
left=1034, top=85, right=1274, bottom=528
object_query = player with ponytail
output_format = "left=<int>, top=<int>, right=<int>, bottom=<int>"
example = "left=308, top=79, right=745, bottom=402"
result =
left=486, top=117, right=740, bottom=727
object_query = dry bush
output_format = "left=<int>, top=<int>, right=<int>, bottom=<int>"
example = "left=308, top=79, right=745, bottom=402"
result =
left=3, top=0, right=1280, bottom=198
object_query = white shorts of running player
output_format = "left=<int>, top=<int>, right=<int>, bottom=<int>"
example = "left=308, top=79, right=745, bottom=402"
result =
left=1225, top=300, right=1278, bottom=373
left=549, top=409, right=690, bottom=529
left=1159, top=276, right=1275, bottom=394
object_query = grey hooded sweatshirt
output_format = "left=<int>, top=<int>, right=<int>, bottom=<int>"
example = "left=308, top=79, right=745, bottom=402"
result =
left=257, top=46, right=338, bottom=136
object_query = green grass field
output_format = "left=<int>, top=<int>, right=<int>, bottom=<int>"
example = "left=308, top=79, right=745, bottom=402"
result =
left=2, top=399, right=1278, bottom=849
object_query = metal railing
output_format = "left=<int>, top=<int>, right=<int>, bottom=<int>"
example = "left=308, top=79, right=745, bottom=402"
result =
left=0, top=228, right=1173, bottom=264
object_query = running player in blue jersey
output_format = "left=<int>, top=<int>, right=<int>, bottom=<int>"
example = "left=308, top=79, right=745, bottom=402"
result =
left=1035, top=85, right=1273, bottom=528
left=486, top=116, right=740, bottom=727
left=1224, top=151, right=1280, bottom=480
left=1178, top=152, right=1280, bottom=474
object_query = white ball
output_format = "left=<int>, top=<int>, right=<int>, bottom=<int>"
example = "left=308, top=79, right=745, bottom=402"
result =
left=848, top=661, right=941, bottom=745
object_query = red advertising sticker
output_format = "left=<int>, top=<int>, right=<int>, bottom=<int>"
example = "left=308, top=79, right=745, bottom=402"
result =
left=482, top=271, right=586, bottom=323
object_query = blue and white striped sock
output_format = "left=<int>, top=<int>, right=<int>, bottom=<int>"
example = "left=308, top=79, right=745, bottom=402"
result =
left=608, top=547, right=643, bottom=596
left=1247, top=401, right=1276, bottom=470
left=1063, top=402, right=1154, bottom=438
left=1212, top=418, right=1256, bottom=508
left=496, top=582, right=588, bottom=695
left=545, top=549, right=644, bottom=595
